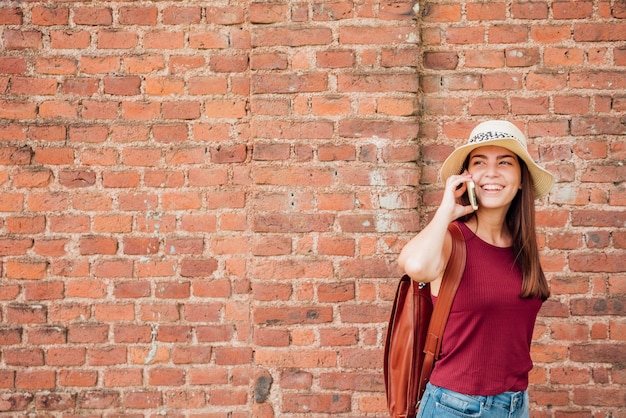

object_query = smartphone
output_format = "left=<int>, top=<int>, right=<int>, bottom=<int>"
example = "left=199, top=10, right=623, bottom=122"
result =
left=467, top=180, right=478, bottom=210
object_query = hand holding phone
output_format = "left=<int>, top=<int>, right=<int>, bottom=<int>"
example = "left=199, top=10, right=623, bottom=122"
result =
left=467, top=180, right=478, bottom=210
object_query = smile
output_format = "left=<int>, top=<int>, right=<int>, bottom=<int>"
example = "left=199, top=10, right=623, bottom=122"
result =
left=481, top=184, right=504, bottom=191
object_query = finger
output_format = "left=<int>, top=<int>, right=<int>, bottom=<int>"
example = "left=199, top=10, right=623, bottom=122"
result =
left=446, top=174, right=469, bottom=190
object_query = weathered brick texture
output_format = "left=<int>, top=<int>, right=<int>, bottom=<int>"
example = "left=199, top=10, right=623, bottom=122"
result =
left=0, top=0, right=624, bottom=416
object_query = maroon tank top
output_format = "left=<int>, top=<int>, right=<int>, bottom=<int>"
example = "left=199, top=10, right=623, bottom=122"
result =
left=429, top=221, right=543, bottom=396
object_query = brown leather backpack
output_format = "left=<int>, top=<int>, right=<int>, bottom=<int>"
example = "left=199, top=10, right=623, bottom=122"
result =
left=384, top=223, right=466, bottom=417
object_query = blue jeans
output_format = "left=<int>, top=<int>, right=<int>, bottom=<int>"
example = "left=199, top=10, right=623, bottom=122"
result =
left=416, top=383, right=529, bottom=418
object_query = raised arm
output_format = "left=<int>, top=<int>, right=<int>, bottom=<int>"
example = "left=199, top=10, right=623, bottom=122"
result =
left=397, top=172, right=475, bottom=283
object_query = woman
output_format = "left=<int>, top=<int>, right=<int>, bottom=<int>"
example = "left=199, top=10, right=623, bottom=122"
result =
left=398, top=120, right=554, bottom=418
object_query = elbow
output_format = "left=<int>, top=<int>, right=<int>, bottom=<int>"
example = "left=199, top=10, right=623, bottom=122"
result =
left=398, top=258, right=437, bottom=283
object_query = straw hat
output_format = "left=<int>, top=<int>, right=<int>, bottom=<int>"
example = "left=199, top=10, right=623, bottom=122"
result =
left=440, top=120, right=555, bottom=199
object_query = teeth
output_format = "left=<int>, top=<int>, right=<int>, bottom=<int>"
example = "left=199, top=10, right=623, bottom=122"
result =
left=482, top=185, right=503, bottom=191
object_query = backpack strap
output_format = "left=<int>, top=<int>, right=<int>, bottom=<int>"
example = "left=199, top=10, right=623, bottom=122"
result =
left=416, top=222, right=467, bottom=400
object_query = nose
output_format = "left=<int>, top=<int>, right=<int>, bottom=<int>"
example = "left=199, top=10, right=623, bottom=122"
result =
left=484, top=161, right=500, bottom=177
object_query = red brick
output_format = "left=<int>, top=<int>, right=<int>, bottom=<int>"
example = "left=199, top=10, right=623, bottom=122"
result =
left=46, top=347, right=86, bottom=366
left=545, top=47, right=585, bottom=66
left=169, top=55, right=205, bottom=74
left=205, top=99, right=247, bottom=118
left=27, top=326, right=66, bottom=345
left=38, top=100, right=78, bottom=119
left=446, top=26, right=485, bottom=44
left=13, top=170, right=53, bottom=188
left=88, top=346, right=127, bottom=366
left=97, top=30, right=137, bottom=49
left=0, top=100, right=37, bottom=119
left=118, top=6, right=157, bottom=25
left=5, top=347, right=44, bottom=366
left=316, top=50, right=355, bottom=68
left=92, top=256, right=133, bottom=278
left=204, top=3, right=244, bottom=25
left=5, top=259, right=48, bottom=280
left=252, top=73, right=328, bottom=94
left=553, top=1, right=593, bottom=19
left=382, top=47, right=419, bottom=67
left=162, top=6, right=201, bottom=24
left=467, top=2, right=506, bottom=20
left=312, top=2, right=353, bottom=20
left=4, top=30, right=42, bottom=49
left=148, top=367, right=185, bottom=386
left=80, top=55, right=119, bottom=74
left=35, top=56, right=77, bottom=75
left=530, top=24, right=571, bottom=43
left=506, top=48, right=540, bottom=67
left=123, top=54, right=165, bottom=74
left=61, top=78, right=101, bottom=100
left=468, top=97, right=507, bottom=115
left=188, top=30, right=228, bottom=49
left=0, top=57, right=26, bottom=74
left=51, top=30, right=90, bottom=49
left=570, top=70, right=626, bottom=89
left=574, top=23, right=626, bottom=42
left=73, top=7, right=112, bottom=25
left=103, top=76, right=141, bottom=95
left=77, top=390, right=120, bottom=409
left=249, top=2, right=287, bottom=23
left=6, top=215, right=46, bottom=234
left=283, top=393, right=351, bottom=413
left=417, top=27, right=444, bottom=46
left=465, top=49, right=505, bottom=68
left=253, top=306, right=333, bottom=326
left=24, top=281, right=64, bottom=300
left=511, top=97, right=550, bottom=115
left=145, top=77, right=182, bottom=95
left=511, top=2, right=548, bottom=19
left=144, top=30, right=184, bottom=49
left=0, top=7, right=22, bottom=24
left=572, top=115, right=626, bottom=136
left=35, top=392, right=77, bottom=410
left=528, top=120, right=571, bottom=138
left=422, top=3, right=461, bottom=22
left=120, top=102, right=160, bottom=120
left=59, top=370, right=98, bottom=387
left=209, top=54, right=249, bottom=73
left=103, top=368, right=143, bottom=387
left=122, top=148, right=162, bottom=166
left=16, top=370, right=55, bottom=390
left=424, top=52, right=459, bottom=70
left=68, top=125, right=108, bottom=143
left=10, top=77, right=57, bottom=95
left=252, top=27, right=332, bottom=47
left=124, top=390, right=162, bottom=408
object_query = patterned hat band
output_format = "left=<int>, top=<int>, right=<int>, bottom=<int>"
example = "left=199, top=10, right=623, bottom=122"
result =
left=469, top=131, right=524, bottom=145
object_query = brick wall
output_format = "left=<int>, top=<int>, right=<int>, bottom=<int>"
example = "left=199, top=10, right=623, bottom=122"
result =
left=0, top=0, right=624, bottom=416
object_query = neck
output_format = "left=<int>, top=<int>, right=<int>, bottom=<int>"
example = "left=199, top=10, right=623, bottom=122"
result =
left=467, top=208, right=511, bottom=247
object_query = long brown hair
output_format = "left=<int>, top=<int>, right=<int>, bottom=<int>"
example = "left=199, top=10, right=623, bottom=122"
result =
left=460, top=158, right=551, bottom=300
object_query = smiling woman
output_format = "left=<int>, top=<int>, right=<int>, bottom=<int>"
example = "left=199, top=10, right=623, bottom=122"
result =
left=396, top=120, right=555, bottom=418
left=464, top=146, right=522, bottom=214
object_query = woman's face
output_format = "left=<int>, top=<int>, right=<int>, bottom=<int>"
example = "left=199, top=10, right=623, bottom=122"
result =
left=467, top=145, right=522, bottom=210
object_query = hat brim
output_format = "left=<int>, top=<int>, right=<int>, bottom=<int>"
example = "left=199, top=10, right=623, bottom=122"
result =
left=440, top=137, right=555, bottom=199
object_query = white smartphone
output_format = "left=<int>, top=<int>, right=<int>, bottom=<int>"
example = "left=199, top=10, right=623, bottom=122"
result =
left=467, top=180, right=478, bottom=210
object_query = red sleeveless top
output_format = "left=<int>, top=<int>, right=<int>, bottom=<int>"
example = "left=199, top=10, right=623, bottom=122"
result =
left=429, top=221, right=543, bottom=396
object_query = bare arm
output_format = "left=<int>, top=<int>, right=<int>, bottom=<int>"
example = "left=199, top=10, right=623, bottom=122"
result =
left=397, top=173, right=475, bottom=283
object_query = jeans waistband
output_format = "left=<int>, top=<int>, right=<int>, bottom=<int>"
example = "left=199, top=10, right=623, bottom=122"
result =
left=482, top=390, right=525, bottom=412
